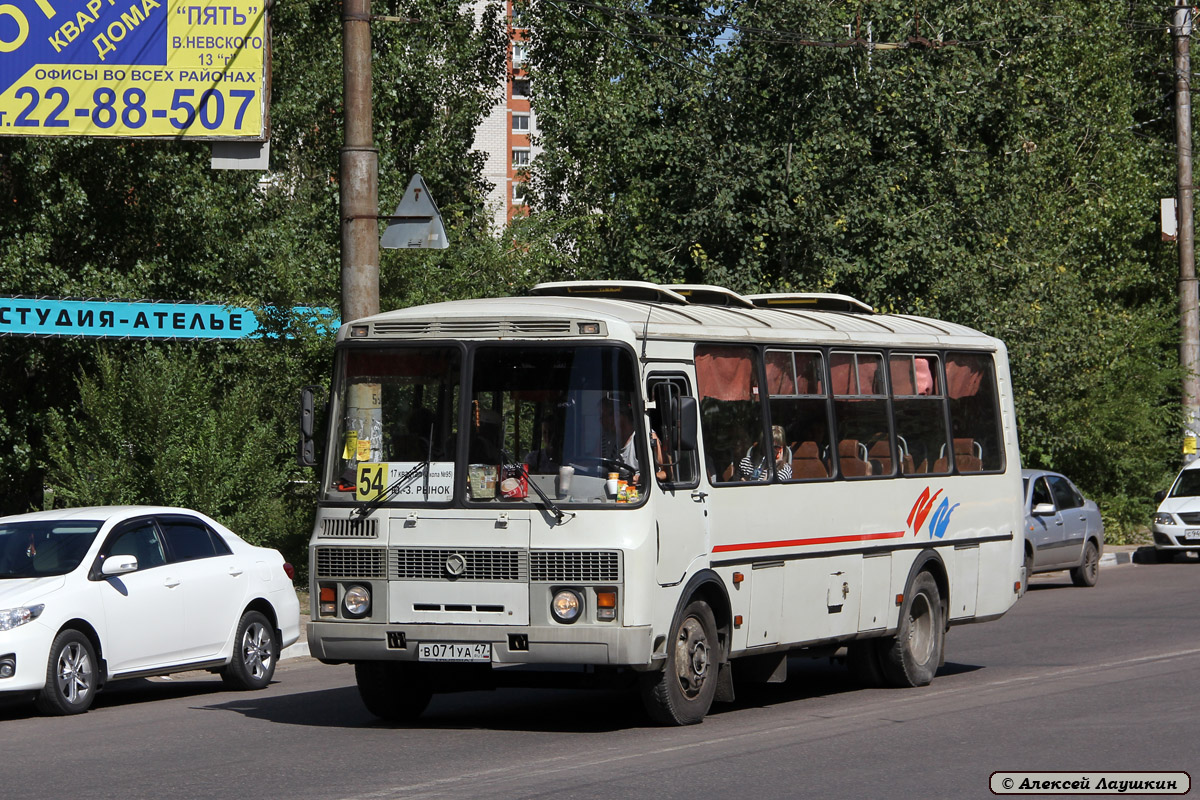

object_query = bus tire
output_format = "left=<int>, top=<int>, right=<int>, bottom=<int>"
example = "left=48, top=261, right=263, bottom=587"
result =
left=846, top=640, right=886, bottom=688
left=879, top=571, right=943, bottom=688
left=640, top=600, right=719, bottom=725
left=354, top=661, right=432, bottom=722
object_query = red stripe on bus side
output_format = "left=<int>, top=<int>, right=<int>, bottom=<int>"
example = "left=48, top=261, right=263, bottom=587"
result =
left=711, top=530, right=907, bottom=553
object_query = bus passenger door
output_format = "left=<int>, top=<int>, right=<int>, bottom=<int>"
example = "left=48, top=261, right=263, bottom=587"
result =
left=648, top=376, right=710, bottom=585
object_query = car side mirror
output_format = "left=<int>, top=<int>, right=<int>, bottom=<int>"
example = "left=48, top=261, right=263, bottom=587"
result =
left=1155, top=489, right=1168, bottom=505
left=1032, top=502, right=1056, bottom=517
left=101, top=555, right=138, bottom=576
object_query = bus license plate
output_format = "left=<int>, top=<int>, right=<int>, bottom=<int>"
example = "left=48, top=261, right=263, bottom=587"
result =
left=417, top=642, right=491, bottom=663
left=1185, top=529, right=1200, bottom=541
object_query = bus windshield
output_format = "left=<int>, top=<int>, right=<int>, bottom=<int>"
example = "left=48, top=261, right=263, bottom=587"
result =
left=467, top=345, right=644, bottom=506
left=325, top=346, right=462, bottom=503
left=324, top=344, right=646, bottom=506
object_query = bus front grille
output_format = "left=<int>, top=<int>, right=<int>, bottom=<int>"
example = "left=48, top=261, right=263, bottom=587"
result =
left=390, top=548, right=528, bottom=582
left=315, top=546, right=387, bottom=579
left=319, top=518, right=379, bottom=539
left=530, top=550, right=621, bottom=583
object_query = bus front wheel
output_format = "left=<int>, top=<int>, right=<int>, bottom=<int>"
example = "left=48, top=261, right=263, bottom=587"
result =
left=879, top=571, right=943, bottom=688
left=640, top=600, right=719, bottom=725
left=354, top=661, right=432, bottom=722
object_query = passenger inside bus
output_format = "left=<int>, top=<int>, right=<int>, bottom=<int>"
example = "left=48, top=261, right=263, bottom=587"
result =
left=737, top=425, right=792, bottom=480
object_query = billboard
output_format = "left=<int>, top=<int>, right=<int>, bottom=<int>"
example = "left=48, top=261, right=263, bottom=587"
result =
left=0, top=0, right=267, bottom=139
left=0, top=298, right=337, bottom=339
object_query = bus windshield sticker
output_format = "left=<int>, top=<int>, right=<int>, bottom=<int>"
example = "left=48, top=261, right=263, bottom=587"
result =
left=356, top=462, right=455, bottom=502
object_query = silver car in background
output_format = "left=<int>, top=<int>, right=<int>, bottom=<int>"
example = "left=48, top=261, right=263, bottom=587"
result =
left=1021, top=469, right=1104, bottom=587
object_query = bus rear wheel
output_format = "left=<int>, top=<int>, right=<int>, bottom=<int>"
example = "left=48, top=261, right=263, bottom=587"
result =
left=640, top=600, right=719, bottom=725
left=879, top=571, right=943, bottom=688
left=354, top=661, right=432, bottom=722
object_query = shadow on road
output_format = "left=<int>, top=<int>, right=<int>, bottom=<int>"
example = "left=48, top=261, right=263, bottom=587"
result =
left=203, top=684, right=648, bottom=732
left=0, top=675, right=230, bottom=720
left=201, top=653, right=986, bottom=732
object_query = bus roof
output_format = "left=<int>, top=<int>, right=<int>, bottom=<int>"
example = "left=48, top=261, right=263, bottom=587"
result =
left=344, top=282, right=1001, bottom=349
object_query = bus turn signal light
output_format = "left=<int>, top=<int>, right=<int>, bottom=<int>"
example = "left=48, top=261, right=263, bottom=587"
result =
left=596, top=590, right=617, bottom=620
left=319, top=586, right=337, bottom=617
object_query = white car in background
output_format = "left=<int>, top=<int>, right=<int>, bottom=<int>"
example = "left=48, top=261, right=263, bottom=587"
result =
left=1153, top=460, right=1200, bottom=560
left=0, top=506, right=300, bottom=715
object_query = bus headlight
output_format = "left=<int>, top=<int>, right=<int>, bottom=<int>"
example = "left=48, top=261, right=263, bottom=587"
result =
left=1154, top=513, right=1175, bottom=527
left=343, top=585, right=371, bottom=618
left=550, top=589, right=582, bottom=624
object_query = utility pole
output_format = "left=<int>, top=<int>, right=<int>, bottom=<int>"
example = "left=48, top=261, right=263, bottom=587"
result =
left=1174, top=1, right=1200, bottom=462
left=341, top=0, right=382, bottom=462
left=341, top=0, right=380, bottom=326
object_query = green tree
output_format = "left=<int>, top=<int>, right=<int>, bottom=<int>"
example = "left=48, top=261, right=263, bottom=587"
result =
left=525, top=0, right=1181, bottom=534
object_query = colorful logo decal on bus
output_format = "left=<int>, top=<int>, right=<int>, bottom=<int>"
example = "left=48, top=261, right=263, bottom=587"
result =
left=908, top=487, right=960, bottom=539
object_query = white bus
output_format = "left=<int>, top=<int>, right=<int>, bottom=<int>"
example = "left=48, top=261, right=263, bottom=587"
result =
left=300, top=281, right=1025, bottom=725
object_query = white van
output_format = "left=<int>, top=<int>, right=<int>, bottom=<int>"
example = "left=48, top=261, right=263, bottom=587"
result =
left=1152, top=460, right=1200, bottom=560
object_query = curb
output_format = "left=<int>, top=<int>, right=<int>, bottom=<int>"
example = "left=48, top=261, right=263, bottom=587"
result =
left=1099, top=550, right=1133, bottom=567
left=280, top=641, right=310, bottom=661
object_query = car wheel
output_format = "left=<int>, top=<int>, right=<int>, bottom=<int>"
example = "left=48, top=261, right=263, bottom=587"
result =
left=879, top=571, right=944, bottom=688
left=221, top=610, right=278, bottom=690
left=639, top=599, right=719, bottom=725
left=35, top=629, right=99, bottom=716
left=1023, top=549, right=1034, bottom=591
left=1070, top=541, right=1100, bottom=587
left=354, top=662, right=432, bottom=721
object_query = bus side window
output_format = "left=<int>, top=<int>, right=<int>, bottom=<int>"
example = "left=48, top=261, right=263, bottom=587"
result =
left=648, top=376, right=699, bottom=487
left=766, top=349, right=833, bottom=481
left=945, top=352, right=1005, bottom=472
left=694, top=346, right=767, bottom=485
left=830, top=351, right=894, bottom=479
left=889, top=353, right=949, bottom=476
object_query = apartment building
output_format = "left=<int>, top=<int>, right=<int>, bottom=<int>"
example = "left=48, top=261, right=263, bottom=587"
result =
left=473, top=0, right=538, bottom=230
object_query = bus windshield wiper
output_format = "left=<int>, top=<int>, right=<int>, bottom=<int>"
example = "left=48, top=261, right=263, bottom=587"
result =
left=352, top=460, right=429, bottom=519
left=500, top=448, right=569, bottom=524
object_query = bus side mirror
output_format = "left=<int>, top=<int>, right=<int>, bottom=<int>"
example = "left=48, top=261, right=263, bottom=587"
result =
left=298, top=386, right=319, bottom=467
left=1155, top=489, right=1167, bottom=505
left=677, top=396, right=698, bottom=451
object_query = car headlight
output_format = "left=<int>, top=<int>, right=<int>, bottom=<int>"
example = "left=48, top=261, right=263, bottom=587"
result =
left=0, top=605, right=44, bottom=631
left=550, top=589, right=582, bottom=624
left=1154, top=513, right=1176, bottom=526
left=342, top=585, right=371, bottom=619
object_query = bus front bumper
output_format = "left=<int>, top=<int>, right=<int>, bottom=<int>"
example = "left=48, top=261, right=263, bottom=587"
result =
left=307, top=620, right=655, bottom=666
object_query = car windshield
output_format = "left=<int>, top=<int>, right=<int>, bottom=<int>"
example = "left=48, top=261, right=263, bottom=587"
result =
left=1170, top=469, right=1200, bottom=498
left=0, top=521, right=101, bottom=578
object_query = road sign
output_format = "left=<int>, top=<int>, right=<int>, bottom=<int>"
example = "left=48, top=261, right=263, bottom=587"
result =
left=0, top=0, right=268, bottom=139
left=381, top=174, right=449, bottom=249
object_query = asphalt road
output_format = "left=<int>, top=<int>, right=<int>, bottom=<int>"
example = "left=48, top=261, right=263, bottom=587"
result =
left=2, top=559, right=1197, bottom=800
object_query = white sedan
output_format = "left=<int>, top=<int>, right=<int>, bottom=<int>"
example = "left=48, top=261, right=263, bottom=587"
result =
left=0, top=506, right=300, bottom=714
